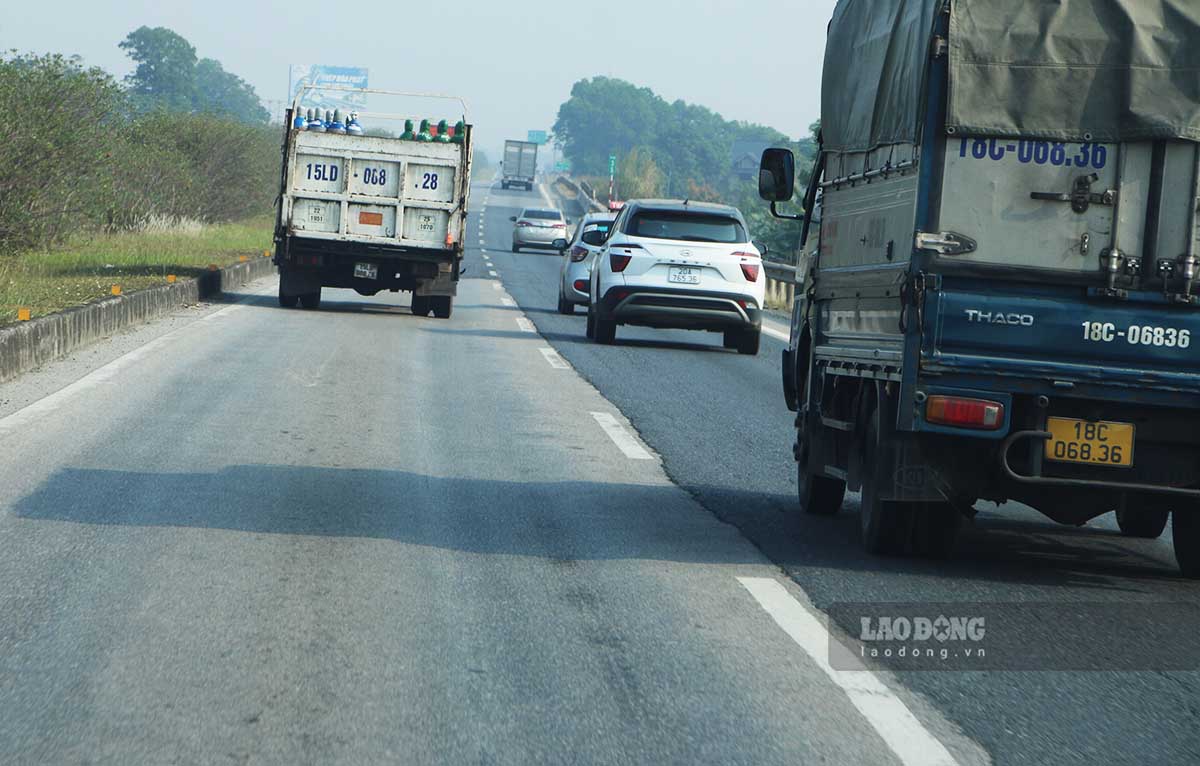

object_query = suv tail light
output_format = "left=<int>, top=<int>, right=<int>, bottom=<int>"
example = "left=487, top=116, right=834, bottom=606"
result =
left=925, top=396, right=1004, bottom=430
left=610, top=253, right=633, bottom=272
left=740, top=263, right=760, bottom=282
left=570, top=246, right=589, bottom=262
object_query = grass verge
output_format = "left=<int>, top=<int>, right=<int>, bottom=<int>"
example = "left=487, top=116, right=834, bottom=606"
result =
left=0, top=217, right=273, bottom=325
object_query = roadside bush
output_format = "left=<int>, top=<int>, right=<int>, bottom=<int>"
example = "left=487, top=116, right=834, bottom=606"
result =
left=0, top=52, right=280, bottom=257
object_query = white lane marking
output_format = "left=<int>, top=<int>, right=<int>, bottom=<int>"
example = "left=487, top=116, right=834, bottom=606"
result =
left=516, top=317, right=536, bottom=333
left=539, top=347, right=570, bottom=370
left=501, top=296, right=516, bottom=307
left=737, top=577, right=959, bottom=766
left=491, top=283, right=503, bottom=291
left=762, top=321, right=789, bottom=342
left=0, top=285, right=273, bottom=434
left=590, top=412, right=654, bottom=460
left=538, top=183, right=556, bottom=210
left=489, top=270, right=498, bottom=277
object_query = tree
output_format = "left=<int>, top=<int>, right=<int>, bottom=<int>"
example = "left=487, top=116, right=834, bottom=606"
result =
left=193, top=58, right=269, bottom=123
left=119, top=27, right=268, bottom=124
left=119, top=26, right=197, bottom=112
left=617, top=147, right=663, bottom=200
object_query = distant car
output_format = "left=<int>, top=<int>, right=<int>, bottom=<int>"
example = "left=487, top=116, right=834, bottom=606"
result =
left=587, top=200, right=766, bottom=355
left=511, top=208, right=568, bottom=253
left=557, top=213, right=616, bottom=314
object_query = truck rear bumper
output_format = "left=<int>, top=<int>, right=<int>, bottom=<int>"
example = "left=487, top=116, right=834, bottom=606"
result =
left=276, top=235, right=459, bottom=295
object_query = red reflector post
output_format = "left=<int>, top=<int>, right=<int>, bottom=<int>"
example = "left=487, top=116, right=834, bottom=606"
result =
left=925, top=396, right=1004, bottom=430
left=573, top=279, right=588, bottom=292
left=610, top=253, right=632, bottom=272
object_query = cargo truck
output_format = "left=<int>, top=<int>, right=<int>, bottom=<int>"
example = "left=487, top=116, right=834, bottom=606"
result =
left=501, top=140, right=538, bottom=191
left=274, top=87, right=472, bottom=318
left=760, top=0, right=1200, bottom=576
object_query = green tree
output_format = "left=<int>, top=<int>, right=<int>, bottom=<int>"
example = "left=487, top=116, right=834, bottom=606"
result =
left=119, top=26, right=197, bottom=112
left=617, top=147, right=664, bottom=199
left=193, top=58, right=269, bottom=123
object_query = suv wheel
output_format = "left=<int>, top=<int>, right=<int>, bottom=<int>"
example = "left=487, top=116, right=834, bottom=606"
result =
left=594, top=317, right=616, bottom=345
left=736, top=329, right=761, bottom=356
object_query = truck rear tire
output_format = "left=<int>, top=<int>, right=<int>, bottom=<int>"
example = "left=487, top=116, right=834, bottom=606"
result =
left=279, top=290, right=299, bottom=309
left=795, top=371, right=846, bottom=516
left=1173, top=511, right=1200, bottom=578
left=860, top=397, right=915, bottom=555
left=432, top=296, right=453, bottom=319
left=412, top=295, right=431, bottom=317
left=1116, top=506, right=1170, bottom=538
left=299, top=290, right=321, bottom=310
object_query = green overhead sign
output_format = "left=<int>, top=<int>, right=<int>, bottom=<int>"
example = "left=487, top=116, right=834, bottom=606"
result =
left=528, top=130, right=549, bottom=145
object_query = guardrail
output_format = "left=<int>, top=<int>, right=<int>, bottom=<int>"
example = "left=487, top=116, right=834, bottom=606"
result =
left=763, top=261, right=798, bottom=312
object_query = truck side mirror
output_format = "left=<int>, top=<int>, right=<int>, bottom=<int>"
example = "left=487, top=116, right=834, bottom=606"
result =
left=759, top=148, right=796, bottom=203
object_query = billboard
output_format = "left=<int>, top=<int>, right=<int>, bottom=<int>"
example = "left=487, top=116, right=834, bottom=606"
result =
left=289, top=65, right=369, bottom=114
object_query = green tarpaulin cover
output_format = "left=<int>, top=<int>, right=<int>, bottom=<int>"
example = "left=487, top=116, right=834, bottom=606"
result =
left=821, top=0, right=1200, bottom=152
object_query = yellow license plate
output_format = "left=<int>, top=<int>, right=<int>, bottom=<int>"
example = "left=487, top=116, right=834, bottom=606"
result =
left=1045, top=417, right=1134, bottom=468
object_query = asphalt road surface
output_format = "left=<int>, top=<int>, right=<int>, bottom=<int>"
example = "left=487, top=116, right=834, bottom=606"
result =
left=0, top=177, right=1195, bottom=765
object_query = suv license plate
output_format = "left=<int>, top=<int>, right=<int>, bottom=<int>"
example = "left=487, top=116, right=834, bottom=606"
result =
left=354, top=262, right=378, bottom=281
left=1045, top=417, right=1134, bottom=468
left=668, top=266, right=701, bottom=285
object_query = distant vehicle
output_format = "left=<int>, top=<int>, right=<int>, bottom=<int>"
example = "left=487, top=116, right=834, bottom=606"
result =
left=274, top=87, right=471, bottom=319
left=558, top=213, right=617, bottom=314
left=763, top=0, right=1200, bottom=575
left=501, top=140, right=538, bottom=191
left=511, top=207, right=568, bottom=253
left=587, top=200, right=765, bottom=354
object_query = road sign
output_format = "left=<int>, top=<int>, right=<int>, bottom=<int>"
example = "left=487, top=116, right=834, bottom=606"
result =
left=528, top=130, right=549, bottom=145
left=555, top=160, right=571, bottom=172
left=609, top=155, right=617, bottom=175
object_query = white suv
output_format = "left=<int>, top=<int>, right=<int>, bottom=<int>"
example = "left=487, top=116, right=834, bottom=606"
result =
left=587, top=200, right=766, bottom=355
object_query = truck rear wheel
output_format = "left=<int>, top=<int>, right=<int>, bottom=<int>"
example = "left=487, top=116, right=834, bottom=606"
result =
left=432, top=296, right=453, bottom=319
left=412, top=295, right=431, bottom=317
left=795, top=371, right=846, bottom=517
left=299, top=290, right=321, bottom=310
left=279, top=289, right=298, bottom=309
left=1173, top=511, right=1200, bottom=578
left=860, top=396, right=915, bottom=555
left=1116, top=506, right=1170, bottom=538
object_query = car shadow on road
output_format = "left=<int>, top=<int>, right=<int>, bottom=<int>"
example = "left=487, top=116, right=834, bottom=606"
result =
left=681, top=483, right=1190, bottom=593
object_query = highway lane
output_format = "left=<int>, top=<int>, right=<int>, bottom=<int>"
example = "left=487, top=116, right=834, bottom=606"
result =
left=484, top=180, right=1200, bottom=766
left=0, top=185, right=990, bottom=764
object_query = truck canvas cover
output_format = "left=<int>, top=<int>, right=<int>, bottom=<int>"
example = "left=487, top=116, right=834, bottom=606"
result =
left=822, top=0, right=1200, bottom=153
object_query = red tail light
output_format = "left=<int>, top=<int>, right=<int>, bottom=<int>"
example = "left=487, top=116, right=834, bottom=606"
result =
left=610, top=253, right=633, bottom=272
left=570, top=246, right=589, bottom=262
left=573, top=279, right=588, bottom=292
left=925, top=396, right=1005, bottom=430
left=740, top=263, right=760, bottom=282
left=516, top=220, right=534, bottom=227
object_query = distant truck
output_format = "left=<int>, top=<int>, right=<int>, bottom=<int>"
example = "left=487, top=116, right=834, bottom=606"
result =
left=274, top=87, right=472, bottom=318
left=501, top=140, right=538, bottom=191
left=760, top=0, right=1200, bottom=576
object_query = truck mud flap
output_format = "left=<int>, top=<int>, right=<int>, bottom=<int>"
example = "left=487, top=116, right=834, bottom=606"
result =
left=278, top=267, right=322, bottom=297
left=415, top=265, right=458, bottom=297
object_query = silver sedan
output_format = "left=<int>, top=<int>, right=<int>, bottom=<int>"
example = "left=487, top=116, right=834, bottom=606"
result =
left=511, top=208, right=568, bottom=252
left=557, top=213, right=616, bottom=314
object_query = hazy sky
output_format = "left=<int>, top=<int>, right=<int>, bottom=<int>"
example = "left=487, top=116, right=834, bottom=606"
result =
left=5, top=0, right=837, bottom=156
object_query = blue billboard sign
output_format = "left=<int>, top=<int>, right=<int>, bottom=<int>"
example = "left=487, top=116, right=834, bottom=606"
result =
left=289, top=65, right=369, bottom=113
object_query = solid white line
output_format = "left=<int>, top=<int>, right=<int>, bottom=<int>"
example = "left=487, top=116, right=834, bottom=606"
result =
left=0, top=285, right=273, bottom=434
left=538, top=183, right=557, bottom=210
left=489, top=270, right=498, bottom=277
left=516, top=317, right=536, bottom=333
left=539, top=347, right=570, bottom=370
left=501, top=296, right=516, bottom=307
left=589, top=412, right=654, bottom=460
left=491, top=283, right=503, bottom=291
left=737, top=577, right=959, bottom=766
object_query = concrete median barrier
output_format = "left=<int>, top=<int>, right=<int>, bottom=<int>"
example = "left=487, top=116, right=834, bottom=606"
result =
left=0, top=256, right=275, bottom=384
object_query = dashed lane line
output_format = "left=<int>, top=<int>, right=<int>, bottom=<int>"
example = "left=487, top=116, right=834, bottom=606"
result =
left=539, top=347, right=570, bottom=370
left=589, top=412, right=654, bottom=460
left=515, top=317, right=536, bottom=333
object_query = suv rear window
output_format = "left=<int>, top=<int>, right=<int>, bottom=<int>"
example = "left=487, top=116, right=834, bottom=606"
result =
left=628, top=212, right=746, bottom=243
left=523, top=210, right=562, bottom=220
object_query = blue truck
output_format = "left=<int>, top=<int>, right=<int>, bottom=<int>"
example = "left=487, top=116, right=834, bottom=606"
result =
left=760, top=0, right=1200, bottom=576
